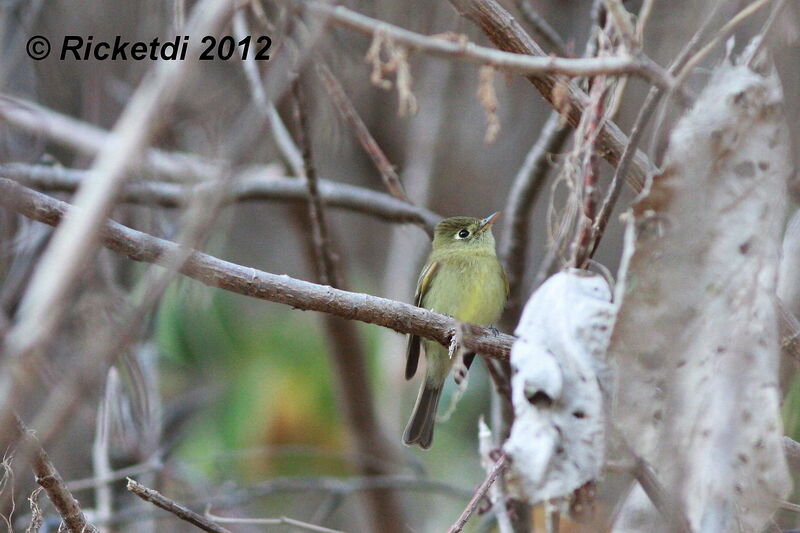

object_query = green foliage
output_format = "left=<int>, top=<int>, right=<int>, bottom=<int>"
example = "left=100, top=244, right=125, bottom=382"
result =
left=156, top=282, right=346, bottom=480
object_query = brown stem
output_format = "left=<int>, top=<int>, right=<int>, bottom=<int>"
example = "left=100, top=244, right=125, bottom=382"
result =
left=290, top=80, right=406, bottom=532
left=14, top=416, right=99, bottom=533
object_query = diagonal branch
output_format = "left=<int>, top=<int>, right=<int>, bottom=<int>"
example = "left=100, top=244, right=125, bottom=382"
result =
left=512, top=0, right=569, bottom=57
left=316, top=63, right=409, bottom=202
left=0, top=94, right=223, bottom=182
left=127, top=478, right=232, bottom=533
left=447, top=453, right=508, bottom=533
left=14, top=417, right=99, bottom=533
left=0, top=178, right=513, bottom=360
left=446, top=0, right=657, bottom=192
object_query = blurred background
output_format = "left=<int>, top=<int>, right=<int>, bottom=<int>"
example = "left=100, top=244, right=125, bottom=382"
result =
left=1, top=0, right=799, bottom=531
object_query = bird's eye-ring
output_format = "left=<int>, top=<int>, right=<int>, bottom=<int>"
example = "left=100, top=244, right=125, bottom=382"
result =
left=457, top=229, right=470, bottom=239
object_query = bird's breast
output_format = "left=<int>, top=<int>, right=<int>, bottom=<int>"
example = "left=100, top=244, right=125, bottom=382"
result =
left=422, top=255, right=505, bottom=326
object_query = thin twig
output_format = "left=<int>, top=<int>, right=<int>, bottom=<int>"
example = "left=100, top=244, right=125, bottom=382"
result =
left=544, top=502, right=560, bottom=533
left=293, top=80, right=342, bottom=287
left=316, top=63, right=409, bottom=202
left=447, top=453, right=507, bottom=533
left=297, top=0, right=675, bottom=90
left=98, top=475, right=472, bottom=526
left=232, top=10, right=305, bottom=176
left=14, top=417, right=99, bottom=533
left=748, top=0, right=791, bottom=66
left=205, top=506, right=344, bottom=533
left=277, top=81, right=407, bottom=531
left=127, top=478, right=232, bottom=533
left=66, top=457, right=162, bottom=491
left=587, top=87, right=656, bottom=260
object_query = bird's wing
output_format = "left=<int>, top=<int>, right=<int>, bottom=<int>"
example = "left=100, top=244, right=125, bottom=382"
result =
left=502, top=263, right=509, bottom=299
left=405, top=260, right=440, bottom=380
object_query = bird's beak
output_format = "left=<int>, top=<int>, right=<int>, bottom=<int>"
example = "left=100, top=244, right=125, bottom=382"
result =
left=479, top=211, right=501, bottom=233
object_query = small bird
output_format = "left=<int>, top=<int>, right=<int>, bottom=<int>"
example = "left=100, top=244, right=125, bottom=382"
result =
left=403, top=213, right=508, bottom=449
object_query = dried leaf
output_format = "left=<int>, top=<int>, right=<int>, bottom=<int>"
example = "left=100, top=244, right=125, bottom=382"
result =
left=610, top=43, right=792, bottom=533
left=504, top=269, right=614, bottom=506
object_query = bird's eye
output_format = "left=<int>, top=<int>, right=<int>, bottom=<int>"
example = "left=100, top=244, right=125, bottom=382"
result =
left=457, top=229, right=470, bottom=239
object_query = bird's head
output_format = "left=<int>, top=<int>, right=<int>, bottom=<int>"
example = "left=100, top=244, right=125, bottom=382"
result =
left=431, top=212, right=500, bottom=253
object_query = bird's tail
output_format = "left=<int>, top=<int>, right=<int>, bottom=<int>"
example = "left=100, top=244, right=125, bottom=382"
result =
left=402, top=382, right=442, bottom=449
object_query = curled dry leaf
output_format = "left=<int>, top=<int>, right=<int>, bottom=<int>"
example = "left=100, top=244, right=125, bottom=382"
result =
left=504, top=269, right=614, bottom=507
left=364, top=30, right=417, bottom=116
left=610, top=41, right=792, bottom=533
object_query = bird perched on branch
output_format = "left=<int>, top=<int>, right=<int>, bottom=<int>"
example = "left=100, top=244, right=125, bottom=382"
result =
left=403, top=213, right=507, bottom=449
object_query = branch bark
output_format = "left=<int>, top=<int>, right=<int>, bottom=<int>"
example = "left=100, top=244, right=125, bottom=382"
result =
left=127, top=478, right=232, bottom=533
left=14, top=417, right=99, bottom=533
left=0, top=178, right=513, bottom=360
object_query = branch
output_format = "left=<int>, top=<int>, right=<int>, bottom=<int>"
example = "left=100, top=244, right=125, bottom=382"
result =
left=0, top=178, right=513, bottom=361
left=672, top=0, right=772, bottom=90
left=447, top=453, right=507, bottom=533
left=293, top=80, right=341, bottom=287
left=631, top=459, right=692, bottom=533
left=783, top=436, right=800, bottom=472
left=1, top=163, right=440, bottom=232
left=298, top=0, right=675, bottom=91
left=127, top=478, right=232, bottom=533
left=14, top=417, right=99, bottom=533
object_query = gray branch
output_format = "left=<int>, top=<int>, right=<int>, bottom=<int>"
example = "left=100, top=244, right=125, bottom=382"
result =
left=0, top=178, right=513, bottom=361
